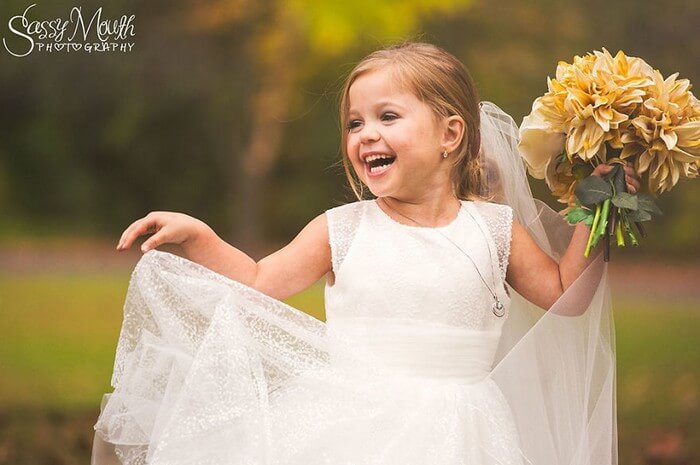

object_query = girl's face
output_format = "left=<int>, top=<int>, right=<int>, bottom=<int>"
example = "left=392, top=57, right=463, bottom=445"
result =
left=346, top=68, right=451, bottom=199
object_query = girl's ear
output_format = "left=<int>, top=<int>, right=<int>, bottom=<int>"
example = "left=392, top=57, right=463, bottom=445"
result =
left=441, top=115, right=465, bottom=153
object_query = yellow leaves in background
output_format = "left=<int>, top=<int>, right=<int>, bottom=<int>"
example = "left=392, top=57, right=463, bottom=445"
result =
left=183, top=0, right=474, bottom=59
left=283, top=0, right=473, bottom=58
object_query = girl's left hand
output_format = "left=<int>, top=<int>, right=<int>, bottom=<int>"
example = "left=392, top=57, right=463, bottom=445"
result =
left=591, top=160, right=641, bottom=194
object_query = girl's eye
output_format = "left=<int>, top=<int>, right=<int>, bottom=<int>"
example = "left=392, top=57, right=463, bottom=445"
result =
left=346, top=113, right=398, bottom=132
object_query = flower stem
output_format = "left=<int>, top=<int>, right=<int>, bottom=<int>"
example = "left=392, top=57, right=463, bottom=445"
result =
left=604, top=222, right=611, bottom=262
left=584, top=202, right=602, bottom=257
left=623, top=214, right=639, bottom=246
left=592, top=198, right=611, bottom=248
left=615, top=214, right=625, bottom=247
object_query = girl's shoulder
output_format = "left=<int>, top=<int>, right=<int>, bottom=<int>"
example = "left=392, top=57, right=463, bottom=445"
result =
left=469, top=200, right=514, bottom=284
left=469, top=199, right=514, bottom=237
left=325, top=199, right=368, bottom=214
left=471, top=200, right=515, bottom=232
left=324, top=200, right=367, bottom=274
left=324, top=199, right=370, bottom=229
left=325, top=199, right=366, bottom=224
left=470, top=199, right=513, bottom=217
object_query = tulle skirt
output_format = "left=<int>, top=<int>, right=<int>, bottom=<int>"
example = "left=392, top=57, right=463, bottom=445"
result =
left=92, top=250, right=526, bottom=465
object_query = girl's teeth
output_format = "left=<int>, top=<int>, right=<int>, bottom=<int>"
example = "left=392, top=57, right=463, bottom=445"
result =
left=370, top=164, right=392, bottom=173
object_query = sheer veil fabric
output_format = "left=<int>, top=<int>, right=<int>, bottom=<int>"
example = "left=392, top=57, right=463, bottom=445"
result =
left=91, top=102, right=616, bottom=465
left=478, top=101, right=617, bottom=465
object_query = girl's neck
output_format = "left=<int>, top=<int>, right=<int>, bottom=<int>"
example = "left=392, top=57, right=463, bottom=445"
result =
left=377, top=194, right=462, bottom=228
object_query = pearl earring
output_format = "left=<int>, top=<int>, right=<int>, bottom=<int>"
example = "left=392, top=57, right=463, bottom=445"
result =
left=442, top=150, right=449, bottom=158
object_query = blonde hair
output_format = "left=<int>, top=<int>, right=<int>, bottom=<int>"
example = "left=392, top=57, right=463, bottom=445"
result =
left=337, top=41, right=489, bottom=202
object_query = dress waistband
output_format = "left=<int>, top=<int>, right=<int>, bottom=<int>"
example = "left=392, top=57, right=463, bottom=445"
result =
left=326, top=318, right=501, bottom=385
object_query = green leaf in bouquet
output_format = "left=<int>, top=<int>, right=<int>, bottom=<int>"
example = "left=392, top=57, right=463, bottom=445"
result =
left=611, top=192, right=638, bottom=210
left=572, top=163, right=594, bottom=180
left=574, top=175, right=612, bottom=207
left=565, top=206, right=594, bottom=224
left=626, top=208, right=652, bottom=222
left=608, top=164, right=627, bottom=194
left=637, top=193, right=664, bottom=216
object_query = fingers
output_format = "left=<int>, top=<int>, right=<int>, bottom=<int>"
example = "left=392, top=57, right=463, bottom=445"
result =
left=116, top=213, right=161, bottom=251
left=592, top=163, right=614, bottom=177
left=141, top=228, right=166, bottom=252
left=622, top=162, right=640, bottom=193
left=592, top=161, right=640, bottom=193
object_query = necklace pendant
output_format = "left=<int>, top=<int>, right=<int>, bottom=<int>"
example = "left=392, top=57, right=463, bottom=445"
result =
left=492, top=299, right=505, bottom=317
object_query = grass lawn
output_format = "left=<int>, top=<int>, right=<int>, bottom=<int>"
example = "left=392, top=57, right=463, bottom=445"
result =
left=0, top=271, right=697, bottom=464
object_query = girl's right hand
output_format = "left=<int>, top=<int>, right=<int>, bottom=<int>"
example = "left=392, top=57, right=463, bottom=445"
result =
left=591, top=160, right=640, bottom=194
left=116, top=211, right=210, bottom=253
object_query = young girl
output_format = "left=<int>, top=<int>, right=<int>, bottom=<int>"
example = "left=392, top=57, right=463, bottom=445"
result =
left=93, top=42, right=639, bottom=465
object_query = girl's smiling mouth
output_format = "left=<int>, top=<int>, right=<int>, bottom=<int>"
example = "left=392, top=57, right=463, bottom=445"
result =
left=363, top=154, right=396, bottom=178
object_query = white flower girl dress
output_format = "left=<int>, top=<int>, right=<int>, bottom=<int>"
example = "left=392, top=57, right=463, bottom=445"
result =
left=91, top=102, right=618, bottom=465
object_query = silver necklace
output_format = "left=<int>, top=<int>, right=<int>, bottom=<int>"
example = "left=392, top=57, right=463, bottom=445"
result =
left=378, top=197, right=506, bottom=317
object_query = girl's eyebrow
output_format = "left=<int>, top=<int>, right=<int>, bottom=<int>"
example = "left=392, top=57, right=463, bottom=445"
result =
left=348, top=100, right=407, bottom=116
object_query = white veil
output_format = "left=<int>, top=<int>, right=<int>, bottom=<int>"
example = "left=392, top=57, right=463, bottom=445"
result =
left=478, top=101, right=617, bottom=465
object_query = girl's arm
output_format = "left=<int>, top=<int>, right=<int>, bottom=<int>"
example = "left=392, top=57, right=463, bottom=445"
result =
left=506, top=161, right=640, bottom=310
left=506, top=219, right=601, bottom=310
left=183, top=213, right=332, bottom=301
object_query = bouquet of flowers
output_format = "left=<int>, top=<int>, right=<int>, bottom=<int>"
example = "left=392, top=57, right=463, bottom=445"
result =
left=519, top=48, right=700, bottom=260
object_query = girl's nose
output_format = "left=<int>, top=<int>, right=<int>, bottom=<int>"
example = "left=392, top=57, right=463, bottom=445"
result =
left=360, top=125, right=380, bottom=143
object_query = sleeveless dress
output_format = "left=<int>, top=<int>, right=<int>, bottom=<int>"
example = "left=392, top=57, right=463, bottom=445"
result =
left=92, top=198, right=526, bottom=465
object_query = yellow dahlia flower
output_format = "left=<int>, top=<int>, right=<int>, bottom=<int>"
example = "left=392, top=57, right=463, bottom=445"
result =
left=544, top=155, right=579, bottom=214
left=620, top=70, right=700, bottom=193
left=519, top=48, right=699, bottom=205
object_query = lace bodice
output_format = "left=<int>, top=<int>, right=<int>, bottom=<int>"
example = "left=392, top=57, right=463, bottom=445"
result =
left=324, top=199, right=514, bottom=331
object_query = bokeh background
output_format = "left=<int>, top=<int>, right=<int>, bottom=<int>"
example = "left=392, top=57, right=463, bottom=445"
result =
left=0, top=0, right=698, bottom=464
